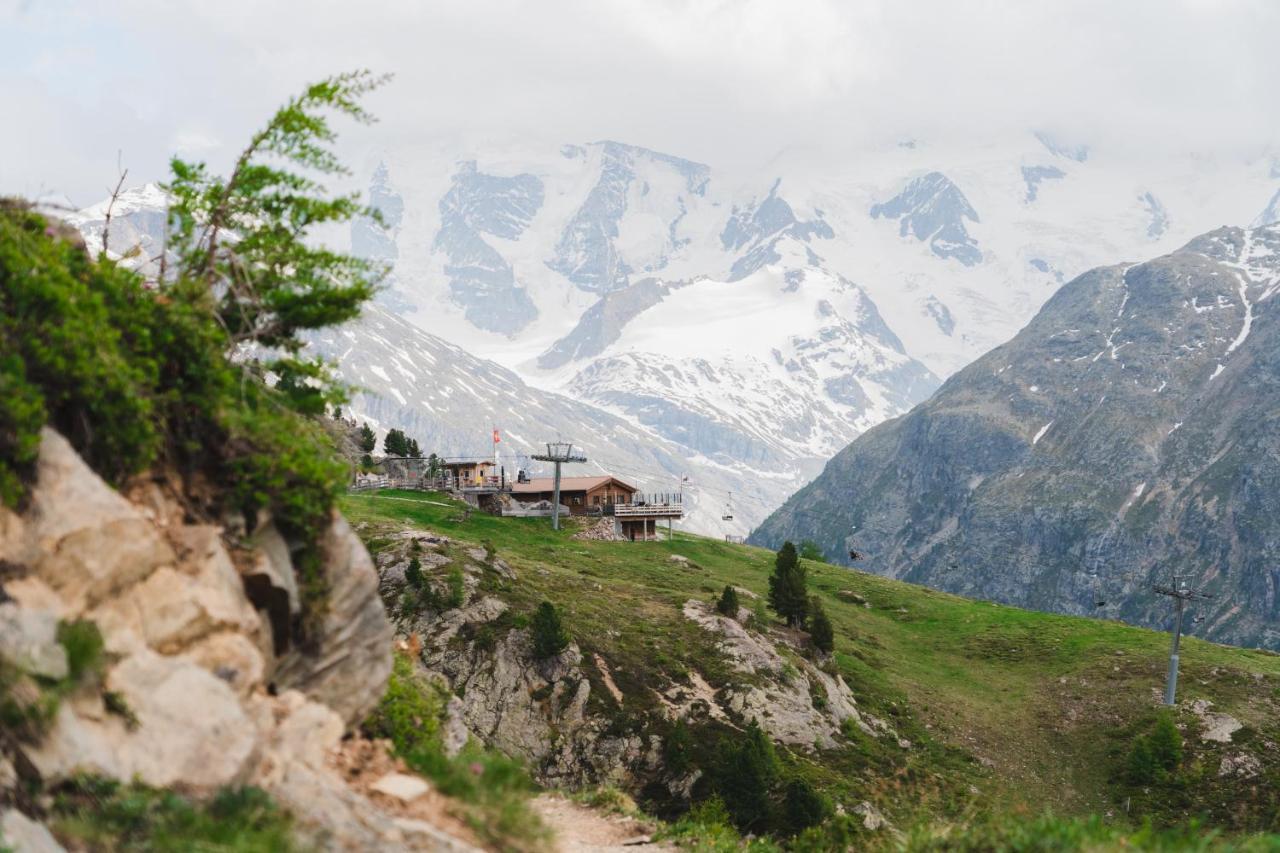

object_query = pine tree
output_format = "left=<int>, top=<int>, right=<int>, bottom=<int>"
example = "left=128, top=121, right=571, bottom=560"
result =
left=715, top=722, right=779, bottom=831
left=404, top=556, right=424, bottom=590
left=1149, top=713, right=1183, bottom=772
left=783, top=777, right=829, bottom=834
left=406, top=437, right=422, bottom=458
left=1126, top=735, right=1156, bottom=784
left=768, top=542, right=808, bottom=627
left=716, top=585, right=741, bottom=618
left=808, top=597, right=834, bottom=654
left=383, top=428, right=408, bottom=457
left=426, top=453, right=442, bottom=478
left=532, top=601, right=571, bottom=659
left=358, top=423, right=376, bottom=454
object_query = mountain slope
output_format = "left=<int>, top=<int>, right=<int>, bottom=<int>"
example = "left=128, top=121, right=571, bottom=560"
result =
left=343, top=488, right=1280, bottom=837
left=752, top=224, right=1280, bottom=650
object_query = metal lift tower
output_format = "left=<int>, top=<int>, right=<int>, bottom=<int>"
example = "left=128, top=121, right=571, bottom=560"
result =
left=1153, top=574, right=1214, bottom=706
left=530, top=441, right=587, bottom=530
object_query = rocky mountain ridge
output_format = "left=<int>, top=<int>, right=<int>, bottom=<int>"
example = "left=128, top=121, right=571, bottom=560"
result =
left=752, top=223, right=1280, bottom=649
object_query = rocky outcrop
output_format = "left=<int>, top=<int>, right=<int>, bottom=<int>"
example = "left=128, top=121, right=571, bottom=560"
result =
left=680, top=601, right=884, bottom=749
left=0, top=429, right=452, bottom=850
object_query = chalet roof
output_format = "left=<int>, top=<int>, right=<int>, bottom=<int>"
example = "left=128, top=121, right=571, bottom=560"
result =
left=511, top=476, right=636, bottom=494
left=441, top=459, right=493, bottom=469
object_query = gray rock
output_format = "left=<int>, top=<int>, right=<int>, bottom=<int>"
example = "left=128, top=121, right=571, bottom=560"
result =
left=433, top=161, right=543, bottom=334
left=272, top=513, right=393, bottom=728
left=547, top=141, right=708, bottom=294
left=870, top=172, right=981, bottom=266
left=0, top=809, right=66, bottom=853
left=1021, top=165, right=1066, bottom=203
left=0, top=604, right=68, bottom=680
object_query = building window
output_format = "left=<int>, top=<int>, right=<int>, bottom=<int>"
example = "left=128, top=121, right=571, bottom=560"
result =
left=593, top=496, right=600, bottom=505
left=573, top=497, right=582, bottom=505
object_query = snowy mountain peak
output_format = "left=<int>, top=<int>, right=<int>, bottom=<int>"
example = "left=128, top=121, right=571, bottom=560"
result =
left=432, top=162, right=546, bottom=335
left=870, top=171, right=982, bottom=266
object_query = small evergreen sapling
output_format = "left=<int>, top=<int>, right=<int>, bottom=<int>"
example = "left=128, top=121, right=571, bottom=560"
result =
left=716, top=585, right=740, bottom=618
left=1149, top=712, right=1183, bottom=772
left=405, top=557, right=424, bottom=590
left=532, top=601, right=571, bottom=659
left=808, top=597, right=834, bottom=654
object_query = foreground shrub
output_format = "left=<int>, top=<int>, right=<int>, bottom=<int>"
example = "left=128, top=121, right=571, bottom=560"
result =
left=716, top=585, right=740, bottom=617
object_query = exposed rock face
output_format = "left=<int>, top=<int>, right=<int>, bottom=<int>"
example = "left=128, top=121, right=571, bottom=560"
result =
left=680, top=601, right=882, bottom=748
left=538, top=277, right=673, bottom=369
left=753, top=224, right=1280, bottom=649
left=0, top=429, right=448, bottom=850
left=547, top=141, right=709, bottom=294
left=870, top=172, right=981, bottom=266
left=720, top=178, right=834, bottom=281
left=433, top=161, right=544, bottom=334
left=273, top=512, right=394, bottom=727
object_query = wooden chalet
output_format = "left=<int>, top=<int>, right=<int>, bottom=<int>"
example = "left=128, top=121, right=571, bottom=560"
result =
left=510, top=475, right=683, bottom=541
left=510, top=476, right=637, bottom=514
left=440, top=459, right=497, bottom=488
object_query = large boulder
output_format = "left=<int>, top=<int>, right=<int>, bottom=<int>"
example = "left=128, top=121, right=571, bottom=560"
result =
left=271, top=512, right=393, bottom=728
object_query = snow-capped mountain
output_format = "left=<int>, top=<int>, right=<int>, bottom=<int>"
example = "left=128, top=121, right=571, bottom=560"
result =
left=68, top=132, right=1278, bottom=534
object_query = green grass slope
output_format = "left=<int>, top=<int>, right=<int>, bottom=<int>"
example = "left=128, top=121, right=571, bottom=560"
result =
left=342, top=490, right=1280, bottom=842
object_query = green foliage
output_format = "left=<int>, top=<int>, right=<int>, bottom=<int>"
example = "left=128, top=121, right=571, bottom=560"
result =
left=426, top=452, right=442, bottom=477
left=714, top=722, right=780, bottom=832
left=1127, top=713, right=1183, bottom=785
left=57, top=620, right=105, bottom=684
left=50, top=776, right=294, bottom=851
left=799, top=540, right=825, bottom=562
left=383, top=427, right=409, bottom=457
left=358, top=422, right=376, bottom=454
left=807, top=597, right=834, bottom=654
left=0, top=204, right=161, bottom=506
left=446, top=564, right=466, bottom=609
left=767, top=542, right=808, bottom=627
left=664, top=718, right=696, bottom=776
left=1127, top=735, right=1158, bottom=785
left=368, top=653, right=547, bottom=850
left=405, top=556, right=424, bottom=590
left=365, top=653, right=444, bottom=748
left=715, top=585, right=740, bottom=617
left=895, top=812, right=1280, bottom=852
left=1, top=75, right=386, bottom=640
left=406, top=437, right=422, bottom=458
left=167, top=70, right=388, bottom=359
left=531, top=601, right=571, bottom=659
left=782, top=777, right=830, bottom=835
left=1149, top=712, right=1183, bottom=772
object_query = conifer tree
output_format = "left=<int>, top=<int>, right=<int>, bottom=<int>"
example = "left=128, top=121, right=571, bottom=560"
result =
left=715, top=722, right=779, bottom=831
left=1149, top=713, right=1183, bottom=772
left=383, top=428, right=408, bottom=457
left=532, top=601, right=571, bottom=659
left=768, top=542, right=808, bottom=627
left=358, top=423, right=376, bottom=454
left=808, top=596, right=834, bottom=654
left=716, top=585, right=741, bottom=617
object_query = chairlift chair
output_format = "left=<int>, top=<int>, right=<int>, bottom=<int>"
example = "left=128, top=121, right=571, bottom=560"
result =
left=721, top=492, right=734, bottom=522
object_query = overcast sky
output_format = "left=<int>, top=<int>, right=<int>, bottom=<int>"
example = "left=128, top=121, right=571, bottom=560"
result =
left=3, top=0, right=1277, bottom=205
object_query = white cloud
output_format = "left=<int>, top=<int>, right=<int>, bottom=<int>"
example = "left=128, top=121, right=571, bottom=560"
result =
left=1, top=0, right=1277, bottom=204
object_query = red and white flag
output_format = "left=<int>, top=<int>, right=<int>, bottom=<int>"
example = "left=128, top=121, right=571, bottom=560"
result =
left=492, top=427, right=501, bottom=444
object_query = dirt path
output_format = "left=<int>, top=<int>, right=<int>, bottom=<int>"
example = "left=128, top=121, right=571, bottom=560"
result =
left=532, top=795, right=674, bottom=852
